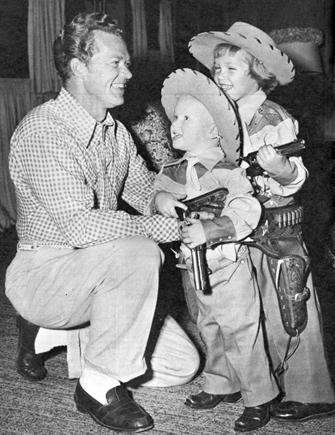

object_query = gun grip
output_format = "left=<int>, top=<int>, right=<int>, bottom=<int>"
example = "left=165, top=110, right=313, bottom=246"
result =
left=176, top=207, right=185, bottom=221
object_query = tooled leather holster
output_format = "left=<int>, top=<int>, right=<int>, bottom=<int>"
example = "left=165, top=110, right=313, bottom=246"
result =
left=246, top=202, right=310, bottom=337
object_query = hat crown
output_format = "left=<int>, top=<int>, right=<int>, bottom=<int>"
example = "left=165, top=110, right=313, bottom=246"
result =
left=161, top=69, right=242, bottom=164
left=227, top=22, right=276, bottom=47
left=188, top=22, right=295, bottom=85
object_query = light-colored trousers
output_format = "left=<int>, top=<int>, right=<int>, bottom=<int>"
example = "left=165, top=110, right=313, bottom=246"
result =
left=187, top=247, right=279, bottom=407
left=251, top=246, right=335, bottom=403
left=6, top=236, right=199, bottom=386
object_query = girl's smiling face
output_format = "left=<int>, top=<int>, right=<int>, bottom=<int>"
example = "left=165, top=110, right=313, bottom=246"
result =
left=212, top=48, right=260, bottom=105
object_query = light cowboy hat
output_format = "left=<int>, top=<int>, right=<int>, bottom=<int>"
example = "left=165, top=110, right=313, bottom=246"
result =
left=161, top=68, right=243, bottom=164
left=189, top=22, right=295, bottom=85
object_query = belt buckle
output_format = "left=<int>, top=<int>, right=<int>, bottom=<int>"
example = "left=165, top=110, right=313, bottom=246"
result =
left=17, top=241, right=39, bottom=251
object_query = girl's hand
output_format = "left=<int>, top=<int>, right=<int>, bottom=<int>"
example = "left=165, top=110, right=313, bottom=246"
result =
left=256, top=145, right=286, bottom=175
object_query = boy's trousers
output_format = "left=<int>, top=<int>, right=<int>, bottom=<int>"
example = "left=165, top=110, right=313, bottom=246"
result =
left=187, top=246, right=279, bottom=407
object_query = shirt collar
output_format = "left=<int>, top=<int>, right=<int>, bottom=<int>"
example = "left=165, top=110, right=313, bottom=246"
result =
left=165, top=147, right=225, bottom=171
left=56, top=88, right=115, bottom=148
left=238, top=89, right=267, bottom=125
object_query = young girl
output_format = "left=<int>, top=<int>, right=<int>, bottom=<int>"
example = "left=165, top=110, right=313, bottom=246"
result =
left=154, top=68, right=279, bottom=432
left=189, top=22, right=335, bottom=423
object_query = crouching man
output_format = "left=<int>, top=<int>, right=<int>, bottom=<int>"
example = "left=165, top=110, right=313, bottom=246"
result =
left=6, top=12, right=199, bottom=433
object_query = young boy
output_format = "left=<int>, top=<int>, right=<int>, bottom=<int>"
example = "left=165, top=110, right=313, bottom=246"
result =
left=153, top=68, right=279, bottom=432
left=189, top=22, right=335, bottom=422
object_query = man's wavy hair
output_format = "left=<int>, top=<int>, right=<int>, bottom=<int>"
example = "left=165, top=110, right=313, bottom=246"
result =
left=211, top=43, right=279, bottom=95
left=54, top=12, right=123, bottom=85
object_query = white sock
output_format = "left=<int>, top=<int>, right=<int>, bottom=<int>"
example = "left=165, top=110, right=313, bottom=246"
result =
left=80, top=368, right=120, bottom=405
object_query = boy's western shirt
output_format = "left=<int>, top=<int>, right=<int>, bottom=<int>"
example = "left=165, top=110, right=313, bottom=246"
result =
left=153, top=147, right=261, bottom=262
left=238, top=89, right=308, bottom=206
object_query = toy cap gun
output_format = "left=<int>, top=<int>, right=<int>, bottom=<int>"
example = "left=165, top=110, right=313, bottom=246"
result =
left=176, top=188, right=229, bottom=294
left=240, top=139, right=306, bottom=177
left=176, top=207, right=211, bottom=294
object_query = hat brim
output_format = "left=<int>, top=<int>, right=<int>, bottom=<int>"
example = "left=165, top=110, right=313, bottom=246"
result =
left=189, top=32, right=295, bottom=85
left=161, top=68, right=242, bottom=164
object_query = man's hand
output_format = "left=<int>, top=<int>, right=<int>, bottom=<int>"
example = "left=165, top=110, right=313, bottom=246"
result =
left=256, top=144, right=287, bottom=175
left=155, top=191, right=187, bottom=218
left=180, top=218, right=206, bottom=249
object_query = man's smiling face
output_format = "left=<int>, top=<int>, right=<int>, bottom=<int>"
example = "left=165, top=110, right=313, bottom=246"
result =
left=81, top=31, right=132, bottom=119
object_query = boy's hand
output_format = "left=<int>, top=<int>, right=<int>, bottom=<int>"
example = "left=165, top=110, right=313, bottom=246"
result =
left=189, top=211, right=215, bottom=220
left=256, top=144, right=287, bottom=175
left=155, top=191, right=187, bottom=218
left=180, top=218, right=206, bottom=249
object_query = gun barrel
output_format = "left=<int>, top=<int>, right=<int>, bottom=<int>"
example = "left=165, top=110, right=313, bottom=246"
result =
left=246, top=139, right=305, bottom=161
left=191, top=245, right=210, bottom=292
left=275, top=139, right=305, bottom=156
left=191, top=248, right=202, bottom=290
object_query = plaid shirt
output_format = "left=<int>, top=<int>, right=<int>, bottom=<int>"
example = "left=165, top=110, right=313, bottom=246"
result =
left=9, top=88, right=179, bottom=248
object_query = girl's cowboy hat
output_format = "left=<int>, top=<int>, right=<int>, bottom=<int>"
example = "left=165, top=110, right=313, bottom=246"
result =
left=161, top=68, right=243, bottom=164
left=189, top=22, right=295, bottom=85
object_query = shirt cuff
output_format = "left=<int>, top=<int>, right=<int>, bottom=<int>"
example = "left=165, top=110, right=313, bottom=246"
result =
left=202, top=216, right=237, bottom=248
left=144, top=191, right=159, bottom=215
left=269, top=159, right=298, bottom=186
left=133, top=214, right=180, bottom=244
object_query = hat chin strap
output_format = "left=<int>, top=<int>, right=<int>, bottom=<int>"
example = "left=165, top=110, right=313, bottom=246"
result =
left=218, top=137, right=226, bottom=157
left=209, top=125, right=221, bottom=146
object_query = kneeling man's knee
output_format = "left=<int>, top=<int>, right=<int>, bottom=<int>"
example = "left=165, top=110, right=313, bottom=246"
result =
left=122, top=237, right=163, bottom=271
left=98, top=236, right=163, bottom=271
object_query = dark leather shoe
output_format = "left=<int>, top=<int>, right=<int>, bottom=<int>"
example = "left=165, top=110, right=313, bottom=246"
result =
left=234, top=402, right=270, bottom=432
left=17, top=346, right=47, bottom=381
left=185, top=390, right=241, bottom=409
left=16, top=315, right=47, bottom=381
left=270, top=401, right=335, bottom=422
left=74, top=381, right=154, bottom=432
